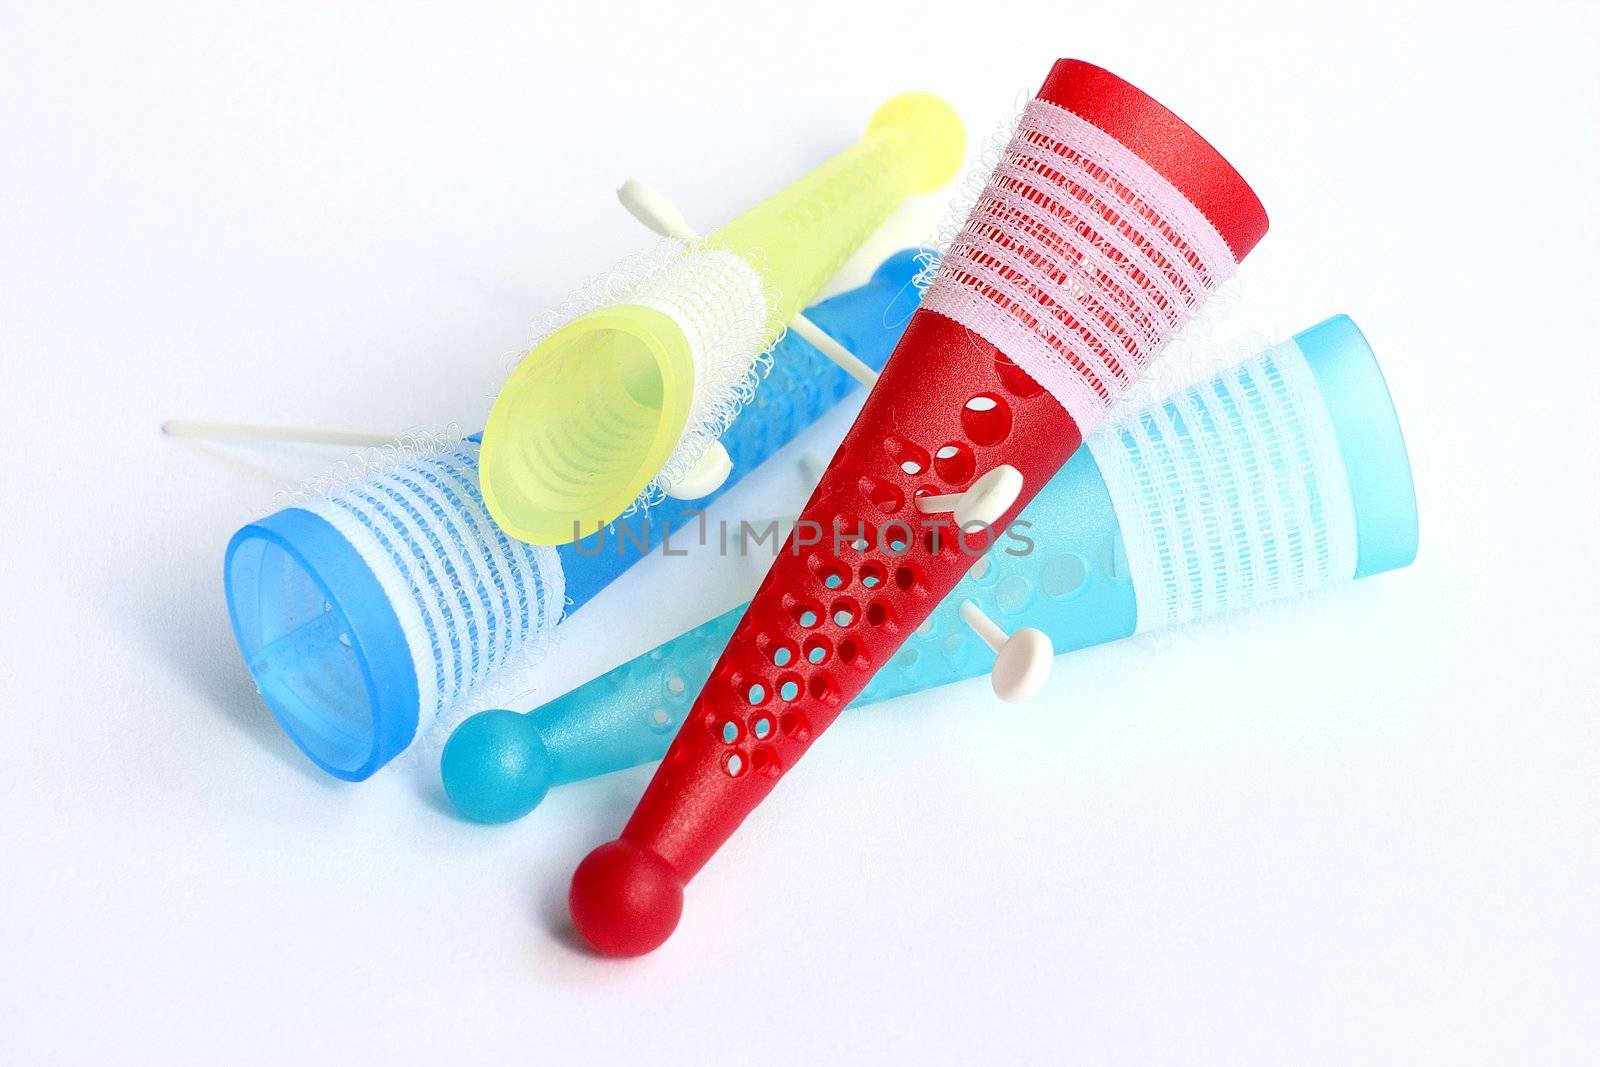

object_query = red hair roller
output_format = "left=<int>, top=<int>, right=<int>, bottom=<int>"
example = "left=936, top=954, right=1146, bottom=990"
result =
left=570, top=59, right=1268, bottom=956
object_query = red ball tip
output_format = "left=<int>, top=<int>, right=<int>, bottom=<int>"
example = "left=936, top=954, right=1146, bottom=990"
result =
left=569, top=840, right=684, bottom=957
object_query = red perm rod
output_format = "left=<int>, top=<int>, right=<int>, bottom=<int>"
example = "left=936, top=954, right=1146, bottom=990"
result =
left=570, top=59, right=1269, bottom=956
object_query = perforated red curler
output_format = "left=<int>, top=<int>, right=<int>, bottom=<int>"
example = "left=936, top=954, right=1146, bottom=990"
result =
left=569, top=59, right=1269, bottom=956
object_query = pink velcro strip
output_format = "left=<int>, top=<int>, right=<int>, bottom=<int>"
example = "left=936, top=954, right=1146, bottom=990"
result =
left=921, top=98, right=1239, bottom=435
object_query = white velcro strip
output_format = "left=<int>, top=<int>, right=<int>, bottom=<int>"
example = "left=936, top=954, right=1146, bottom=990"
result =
left=634, top=247, right=770, bottom=501
left=307, top=441, right=566, bottom=724
left=1087, top=340, right=1359, bottom=631
left=921, top=98, right=1239, bottom=436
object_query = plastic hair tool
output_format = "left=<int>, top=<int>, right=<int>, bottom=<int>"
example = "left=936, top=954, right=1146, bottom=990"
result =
left=443, top=315, right=1416, bottom=823
left=477, top=94, right=965, bottom=545
left=221, top=251, right=926, bottom=781
left=569, top=59, right=1270, bottom=956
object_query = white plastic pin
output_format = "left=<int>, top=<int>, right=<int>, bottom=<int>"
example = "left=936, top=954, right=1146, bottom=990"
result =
left=958, top=599, right=1053, bottom=703
left=160, top=420, right=398, bottom=448
left=659, top=441, right=733, bottom=500
left=914, top=464, right=1024, bottom=529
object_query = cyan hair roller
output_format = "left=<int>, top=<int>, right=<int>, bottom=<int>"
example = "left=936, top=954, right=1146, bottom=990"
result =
left=223, top=251, right=925, bottom=781
left=441, top=315, right=1417, bottom=823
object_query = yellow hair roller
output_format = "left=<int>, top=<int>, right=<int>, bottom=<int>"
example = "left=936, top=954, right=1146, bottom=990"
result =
left=478, top=93, right=964, bottom=545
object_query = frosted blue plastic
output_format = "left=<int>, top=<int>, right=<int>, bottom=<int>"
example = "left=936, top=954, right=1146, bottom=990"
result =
left=441, top=314, right=1419, bottom=822
left=1292, top=315, right=1419, bottom=579
left=226, top=507, right=421, bottom=779
left=225, top=250, right=924, bottom=781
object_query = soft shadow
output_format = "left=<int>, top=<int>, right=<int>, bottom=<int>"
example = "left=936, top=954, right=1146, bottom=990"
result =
left=527, top=773, right=652, bottom=953
left=163, top=434, right=332, bottom=492
left=111, top=450, right=342, bottom=787
left=415, top=778, right=461, bottom=820
left=139, top=569, right=338, bottom=788
left=535, top=871, right=592, bottom=955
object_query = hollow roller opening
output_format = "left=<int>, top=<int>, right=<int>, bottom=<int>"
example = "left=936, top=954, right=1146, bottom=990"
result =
left=479, top=306, right=696, bottom=545
left=223, top=510, right=419, bottom=780
left=226, top=533, right=377, bottom=775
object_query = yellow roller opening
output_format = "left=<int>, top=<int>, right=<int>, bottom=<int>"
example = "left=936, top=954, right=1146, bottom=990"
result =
left=479, top=305, right=696, bottom=545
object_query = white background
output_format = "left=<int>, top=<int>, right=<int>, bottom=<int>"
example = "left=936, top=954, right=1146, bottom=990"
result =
left=2, top=1, right=1597, bottom=1063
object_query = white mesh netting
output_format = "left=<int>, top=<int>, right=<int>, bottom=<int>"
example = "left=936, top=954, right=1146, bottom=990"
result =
left=919, top=97, right=1239, bottom=437
left=630, top=246, right=771, bottom=502
left=1087, top=339, right=1359, bottom=631
left=298, top=438, right=566, bottom=727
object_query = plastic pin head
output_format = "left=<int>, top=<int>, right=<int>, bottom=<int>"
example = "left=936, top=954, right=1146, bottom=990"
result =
left=990, top=628, right=1053, bottom=703
left=959, top=600, right=1053, bottom=703
left=617, top=178, right=697, bottom=240
left=914, top=465, right=1024, bottom=529
left=660, top=441, right=733, bottom=500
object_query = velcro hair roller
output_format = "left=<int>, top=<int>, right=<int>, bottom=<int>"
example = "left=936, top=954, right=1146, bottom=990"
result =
left=568, top=59, right=1271, bottom=956
left=478, top=95, right=965, bottom=544
left=441, top=315, right=1416, bottom=824
left=222, top=253, right=925, bottom=781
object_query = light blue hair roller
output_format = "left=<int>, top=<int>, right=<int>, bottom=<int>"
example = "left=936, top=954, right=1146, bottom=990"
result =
left=441, top=315, right=1418, bottom=822
left=223, top=251, right=926, bottom=781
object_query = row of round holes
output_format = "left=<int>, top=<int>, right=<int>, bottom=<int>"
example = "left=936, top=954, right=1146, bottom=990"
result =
left=742, top=654, right=856, bottom=707
left=787, top=593, right=904, bottom=634
left=720, top=715, right=773, bottom=743
left=713, top=709, right=814, bottom=744
left=722, top=743, right=793, bottom=779
left=715, top=708, right=814, bottom=777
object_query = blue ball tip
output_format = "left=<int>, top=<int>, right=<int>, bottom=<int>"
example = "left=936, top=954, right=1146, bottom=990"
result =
left=440, top=709, right=553, bottom=824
